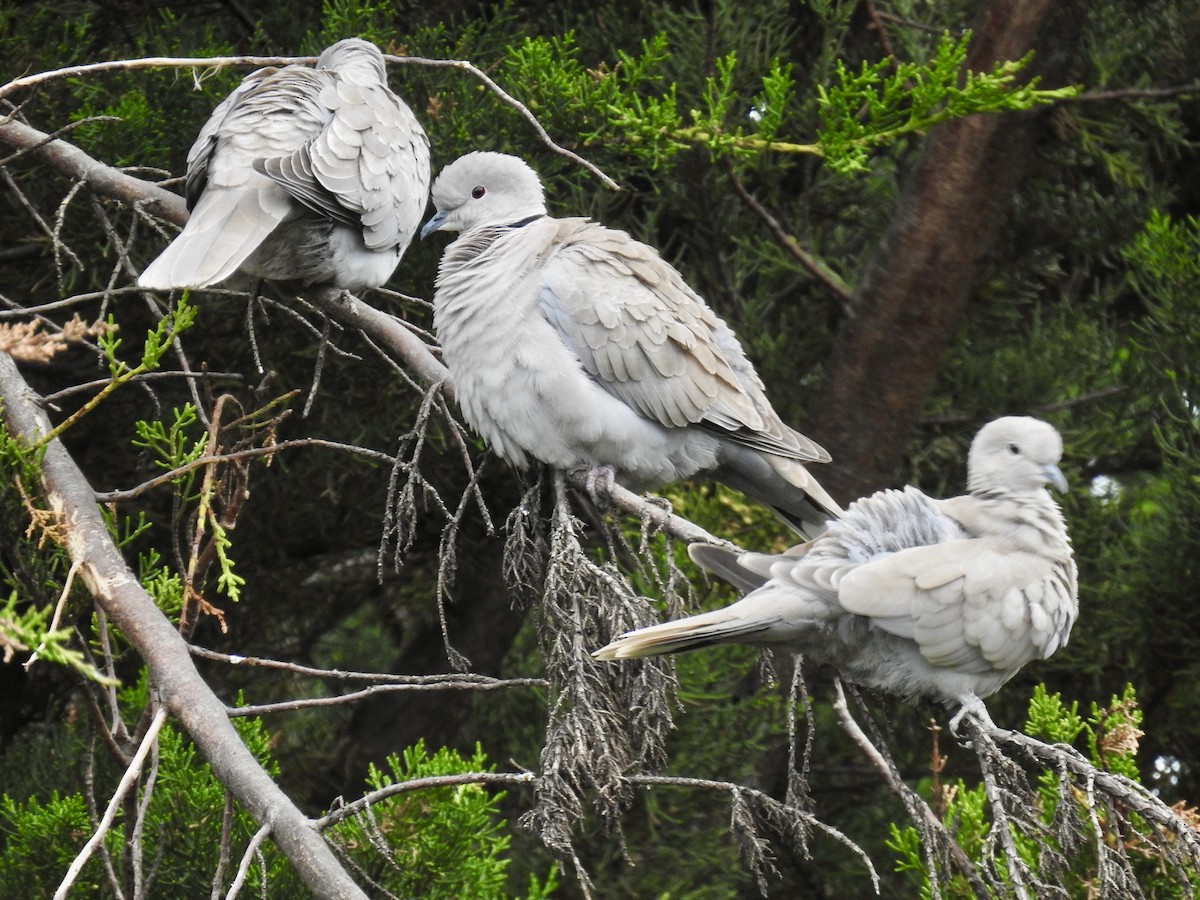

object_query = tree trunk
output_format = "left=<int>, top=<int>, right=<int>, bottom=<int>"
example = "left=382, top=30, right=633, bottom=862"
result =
left=809, top=0, right=1089, bottom=502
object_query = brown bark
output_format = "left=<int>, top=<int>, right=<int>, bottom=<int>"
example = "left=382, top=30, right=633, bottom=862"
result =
left=809, top=0, right=1089, bottom=502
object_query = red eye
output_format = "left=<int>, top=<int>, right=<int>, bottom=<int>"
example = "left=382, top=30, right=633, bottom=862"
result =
left=471, top=186, right=486, bottom=199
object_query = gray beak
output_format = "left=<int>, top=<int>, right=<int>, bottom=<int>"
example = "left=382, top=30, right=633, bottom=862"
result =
left=420, top=210, right=449, bottom=240
left=1043, top=464, right=1069, bottom=493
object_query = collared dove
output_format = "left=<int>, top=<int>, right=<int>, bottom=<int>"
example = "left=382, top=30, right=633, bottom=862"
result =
left=420, top=151, right=840, bottom=536
left=139, top=38, right=430, bottom=292
left=595, top=417, right=1078, bottom=719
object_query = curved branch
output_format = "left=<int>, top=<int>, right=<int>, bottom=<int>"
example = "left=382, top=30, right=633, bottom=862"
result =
left=315, top=772, right=536, bottom=830
left=1, top=53, right=619, bottom=189
left=0, top=352, right=368, bottom=900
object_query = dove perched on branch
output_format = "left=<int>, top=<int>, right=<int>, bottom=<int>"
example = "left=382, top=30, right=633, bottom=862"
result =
left=420, top=151, right=840, bottom=536
left=139, top=38, right=430, bottom=292
left=595, top=417, right=1078, bottom=721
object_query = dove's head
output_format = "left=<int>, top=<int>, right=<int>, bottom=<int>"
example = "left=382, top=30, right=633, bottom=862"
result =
left=318, top=38, right=387, bottom=84
left=967, top=416, right=1068, bottom=495
left=421, top=152, right=547, bottom=239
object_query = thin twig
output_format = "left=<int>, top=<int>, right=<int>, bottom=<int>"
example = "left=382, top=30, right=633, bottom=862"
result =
left=224, top=823, right=272, bottom=900
left=55, top=704, right=169, bottom=900
left=388, top=56, right=619, bottom=189
left=227, top=679, right=547, bottom=717
left=315, top=772, right=537, bottom=830
left=189, top=644, right=547, bottom=687
left=722, top=159, right=854, bottom=312
left=94, top=438, right=396, bottom=502
left=832, top=682, right=989, bottom=900
left=627, top=773, right=879, bottom=890
left=1071, top=84, right=1200, bottom=103
left=23, top=558, right=79, bottom=670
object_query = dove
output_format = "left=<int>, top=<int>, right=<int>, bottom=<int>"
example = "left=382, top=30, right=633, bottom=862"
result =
left=420, top=151, right=840, bottom=536
left=139, top=38, right=430, bottom=292
left=595, top=417, right=1078, bottom=723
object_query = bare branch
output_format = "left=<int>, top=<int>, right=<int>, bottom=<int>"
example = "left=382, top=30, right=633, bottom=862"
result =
left=722, top=161, right=854, bottom=312
left=386, top=55, right=620, bottom=189
left=628, top=773, right=879, bottom=892
left=225, top=823, right=272, bottom=900
left=227, top=679, right=547, bottom=717
left=94, top=439, right=397, bottom=503
left=56, top=704, right=169, bottom=900
left=1, top=53, right=619, bottom=188
left=315, top=772, right=537, bottom=830
left=0, top=352, right=368, bottom=899
left=0, top=118, right=186, bottom=222
left=189, top=644, right=547, bottom=688
left=834, top=682, right=990, bottom=900
left=1071, top=83, right=1200, bottom=103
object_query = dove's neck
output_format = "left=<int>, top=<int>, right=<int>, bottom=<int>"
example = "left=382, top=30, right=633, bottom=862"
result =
left=949, top=489, right=1072, bottom=560
left=505, top=214, right=545, bottom=229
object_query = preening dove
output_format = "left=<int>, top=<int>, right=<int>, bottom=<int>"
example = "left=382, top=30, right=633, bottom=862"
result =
left=595, top=417, right=1078, bottom=719
left=139, top=38, right=430, bottom=292
left=421, top=151, right=840, bottom=536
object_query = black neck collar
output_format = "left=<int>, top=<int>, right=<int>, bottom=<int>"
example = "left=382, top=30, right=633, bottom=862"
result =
left=506, top=213, right=545, bottom=229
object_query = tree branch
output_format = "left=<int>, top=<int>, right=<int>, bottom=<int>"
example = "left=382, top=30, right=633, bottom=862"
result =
left=1, top=53, right=619, bottom=189
left=721, top=158, right=854, bottom=312
left=0, top=351, right=368, bottom=900
left=315, top=772, right=536, bottom=830
left=0, top=118, right=185, bottom=222
left=55, top=704, right=169, bottom=900
left=833, top=682, right=990, bottom=900
left=972, top=717, right=1200, bottom=866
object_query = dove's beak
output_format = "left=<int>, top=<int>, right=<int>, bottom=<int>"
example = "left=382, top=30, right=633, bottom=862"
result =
left=420, top=210, right=449, bottom=240
left=1043, top=464, right=1068, bottom=493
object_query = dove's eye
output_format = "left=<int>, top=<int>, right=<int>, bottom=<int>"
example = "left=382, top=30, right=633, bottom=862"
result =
left=1007, top=442, right=1020, bottom=455
left=471, top=186, right=486, bottom=199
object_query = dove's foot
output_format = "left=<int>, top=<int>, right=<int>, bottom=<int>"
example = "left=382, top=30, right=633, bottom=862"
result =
left=581, top=464, right=618, bottom=502
left=949, top=693, right=995, bottom=739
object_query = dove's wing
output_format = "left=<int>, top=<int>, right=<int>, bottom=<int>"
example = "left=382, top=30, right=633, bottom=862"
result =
left=138, top=65, right=331, bottom=290
left=255, top=74, right=430, bottom=252
left=837, top=537, right=1076, bottom=675
left=183, top=67, right=277, bottom=209
left=537, top=220, right=828, bottom=463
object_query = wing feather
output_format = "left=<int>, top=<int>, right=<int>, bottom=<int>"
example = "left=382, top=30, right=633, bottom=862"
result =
left=537, top=221, right=825, bottom=461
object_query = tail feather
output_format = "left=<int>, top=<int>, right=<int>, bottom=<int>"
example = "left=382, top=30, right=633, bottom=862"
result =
left=593, top=607, right=777, bottom=660
left=687, top=543, right=766, bottom=593
left=139, top=188, right=289, bottom=289
left=714, top=451, right=841, bottom=540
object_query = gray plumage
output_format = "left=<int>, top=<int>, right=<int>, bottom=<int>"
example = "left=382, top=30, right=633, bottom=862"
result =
left=139, top=38, right=430, bottom=292
left=421, top=151, right=840, bottom=535
left=595, top=417, right=1078, bottom=712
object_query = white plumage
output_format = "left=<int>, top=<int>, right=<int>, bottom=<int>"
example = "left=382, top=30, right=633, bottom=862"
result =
left=421, top=151, right=840, bottom=536
left=595, top=417, right=1078, bottom=713
left=139, top=38, right=430, bottom=292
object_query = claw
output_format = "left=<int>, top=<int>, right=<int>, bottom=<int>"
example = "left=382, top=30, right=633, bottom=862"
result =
left=583, top=464, right=617, bottom=501
left=949, top=693, right=995, bottom=738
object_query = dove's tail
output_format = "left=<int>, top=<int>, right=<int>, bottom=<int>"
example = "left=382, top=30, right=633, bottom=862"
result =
left=139, top=187, right=289, bottom=290
left=593, top=548, right=816, bottom=660
left=715, top=451, right=842, bottom=540
left=593, top=605, right=778, bottom=660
